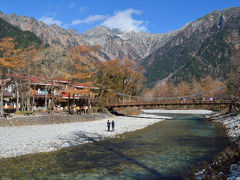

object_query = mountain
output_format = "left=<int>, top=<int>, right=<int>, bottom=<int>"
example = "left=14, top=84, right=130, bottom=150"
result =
left=0, top=7, right=239, bottom=88
left=0, top=11, right=84, bottom=48
left=142, top=7, right=240, bottom=88
left=0, top=16, right=42, bottom=48
left=0, top=11, right=182, bottom=61
left=79, top=26, right=182, bottom=61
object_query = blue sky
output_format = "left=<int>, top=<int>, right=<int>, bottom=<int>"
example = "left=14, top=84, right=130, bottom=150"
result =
left=0, top=0, right=239, bottom=34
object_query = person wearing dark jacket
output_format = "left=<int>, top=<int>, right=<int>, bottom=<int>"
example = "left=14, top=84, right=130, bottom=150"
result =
left=111, top=120, right=115, bottom=132
left=107, top=120, right=111, bottom=132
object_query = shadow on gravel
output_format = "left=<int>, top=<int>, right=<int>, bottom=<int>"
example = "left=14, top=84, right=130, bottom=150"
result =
left=108, top=109, right=125, bottom=116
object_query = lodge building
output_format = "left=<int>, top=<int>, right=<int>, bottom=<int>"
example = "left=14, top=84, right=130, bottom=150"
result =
left=0, top=75, right=97, bottom=113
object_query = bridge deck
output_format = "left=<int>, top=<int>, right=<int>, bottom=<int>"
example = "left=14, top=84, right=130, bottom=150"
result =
left=106, top=100, right=232, bottom=108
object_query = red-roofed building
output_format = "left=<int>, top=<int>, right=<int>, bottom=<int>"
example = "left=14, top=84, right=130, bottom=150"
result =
left=0, top=74, right=98, bottom=112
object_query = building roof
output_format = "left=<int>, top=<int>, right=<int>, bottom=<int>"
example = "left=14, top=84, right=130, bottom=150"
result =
left=7, top=74, right=95, bottom=89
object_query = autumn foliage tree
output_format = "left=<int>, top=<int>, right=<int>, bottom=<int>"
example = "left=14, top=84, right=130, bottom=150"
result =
left=0, top=38, right=21, bottom=116
left=118, top=58, right=145, bottom=102
left=67, top=45, right=100, bottom=82
left=65, top=45, right=101, bottom=111
left=94, top=58, right=145, bottom=106
left=94, top=60, right=121, bottom=106
left=149, top=82, right=175, bottom=100
left=148, top=76, right=225, bottom=101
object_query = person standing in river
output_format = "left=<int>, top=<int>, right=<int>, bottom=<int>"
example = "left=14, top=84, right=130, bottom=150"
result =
left=112, top=120, right=115, bottom=132
left=107, top=120, right=111, bottom=132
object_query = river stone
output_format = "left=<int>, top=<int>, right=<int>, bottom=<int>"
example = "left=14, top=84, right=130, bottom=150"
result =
left=218, top=171, right=225, bottom=177
left=62, top=142, right=71, bottom=148
left=49, top=147, right=56, bottom=151
left=231, top=164, right=238, bottom=172
left=195, top=169, right=206, bottom=180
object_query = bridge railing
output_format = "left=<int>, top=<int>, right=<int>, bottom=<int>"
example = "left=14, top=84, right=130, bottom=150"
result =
left=107, top=99, right=232, bottom=107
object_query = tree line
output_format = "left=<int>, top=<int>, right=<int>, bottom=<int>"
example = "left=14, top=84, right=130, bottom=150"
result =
left=0, top=38, right=145, bottom=115
left=0, top=37, right=239, bottom=116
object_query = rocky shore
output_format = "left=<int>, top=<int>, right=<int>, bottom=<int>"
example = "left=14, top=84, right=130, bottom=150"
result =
left=194, top=114, right=240, bottom=180
left=0, top=113, right=111, bottom=127
left=0, top=113, right=164, bottom=158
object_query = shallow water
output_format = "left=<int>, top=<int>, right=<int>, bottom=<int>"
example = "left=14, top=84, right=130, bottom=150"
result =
left=0, top=113, right=229, bottom=179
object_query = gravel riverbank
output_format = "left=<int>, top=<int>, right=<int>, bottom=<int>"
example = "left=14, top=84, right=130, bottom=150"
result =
left=194, top=114, right=240, bottom=180
left=0, top=113, right=164, bottom=158
left=214, top=114, right=240, bottom=180
left=0, top=113, right=110, bottom=127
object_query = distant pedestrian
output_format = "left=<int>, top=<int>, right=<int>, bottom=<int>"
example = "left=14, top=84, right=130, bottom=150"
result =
left=111, top=120, right=115, bottom=132
left=213, top=97, right=216, bottom=102
left=209, top=97, right=213, bottom=102
left=107, top=120, right=111, bottom=132
left=76, top=106, right=80, bottom=114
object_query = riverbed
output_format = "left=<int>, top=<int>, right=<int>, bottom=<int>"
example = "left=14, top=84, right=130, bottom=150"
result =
left=0, top=110, right=229, bottom=179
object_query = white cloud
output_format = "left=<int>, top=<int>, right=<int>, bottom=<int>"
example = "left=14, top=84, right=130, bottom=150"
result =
left=71, top=15, right=108, bottom=25
left=39, top=16, right=62, bottom=26
left=102, top=9, right=147, bottom=32
left=70, top=3, right=75, bottom=8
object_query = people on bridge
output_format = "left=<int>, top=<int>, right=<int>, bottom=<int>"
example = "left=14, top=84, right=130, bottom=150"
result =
left=209, top=97, right=213, bottom=102
left=213, top=97, right=216, bottom=102
left=107, top=120, right=111, bottom=132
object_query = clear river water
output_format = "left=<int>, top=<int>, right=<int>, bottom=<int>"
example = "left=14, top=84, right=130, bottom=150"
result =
left=0, top=112, right=229, bottom=180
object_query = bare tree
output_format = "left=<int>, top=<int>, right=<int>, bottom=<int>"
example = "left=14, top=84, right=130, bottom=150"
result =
left=36, top=46, right=68, bottom=113
left=226, top=50, right=240, bottom=113
left=16, top=46, right=39, bottom=112
left=227, top=50, right=240, bottom=96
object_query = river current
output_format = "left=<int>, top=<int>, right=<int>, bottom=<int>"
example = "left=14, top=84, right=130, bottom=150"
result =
left=0, top=111, right=229, bottom=179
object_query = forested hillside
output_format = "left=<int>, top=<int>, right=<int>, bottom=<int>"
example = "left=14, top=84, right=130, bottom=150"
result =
left=142, top=7, right=240, bottom=88
left=0, top=17, right=42, bottom=48
left=1, top=7, right=240, bottom=90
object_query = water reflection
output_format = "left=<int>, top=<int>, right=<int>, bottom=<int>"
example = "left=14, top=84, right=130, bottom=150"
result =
left=0, top=113, right=229, bottom=179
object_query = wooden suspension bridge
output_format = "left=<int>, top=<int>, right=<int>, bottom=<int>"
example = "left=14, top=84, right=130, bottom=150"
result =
left=104, top=86, right=240, bottom=111
left=106, top=99, right=238, bottom=110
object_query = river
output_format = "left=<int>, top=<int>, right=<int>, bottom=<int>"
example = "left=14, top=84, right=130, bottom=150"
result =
left=0, top=111, right=229, bottom=179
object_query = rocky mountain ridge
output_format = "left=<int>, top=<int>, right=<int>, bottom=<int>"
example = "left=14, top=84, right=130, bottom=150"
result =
left=0, top=16, right=42, bottom=49
left=80, top=26, right=182, bottom=60
left=142, top=7, right=240, bottom=87
left=1, top=7, right=239, bottom=88
left=0, top=11, right=183, bottom=61
left=0, top=11, right=85, bottom=48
